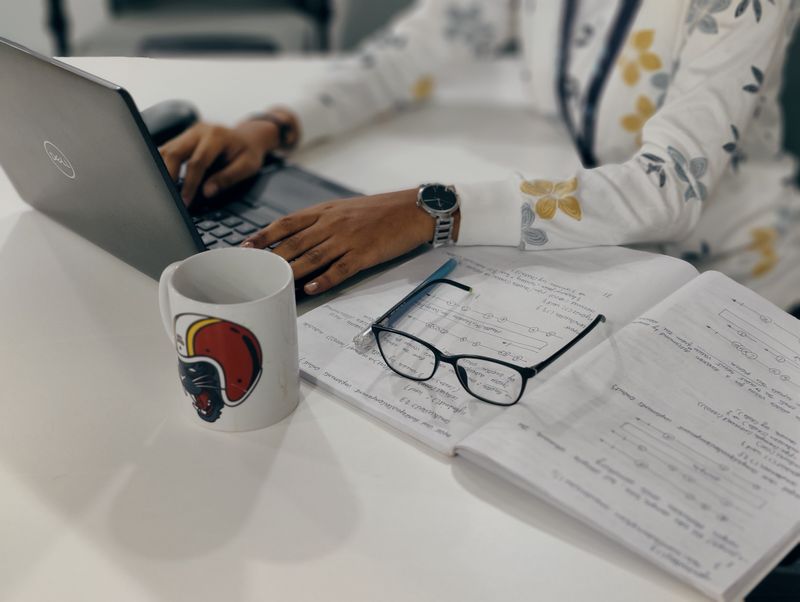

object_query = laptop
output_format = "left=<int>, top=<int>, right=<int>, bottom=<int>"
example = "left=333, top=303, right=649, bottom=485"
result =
left=0, top=37, right=358, bottom=280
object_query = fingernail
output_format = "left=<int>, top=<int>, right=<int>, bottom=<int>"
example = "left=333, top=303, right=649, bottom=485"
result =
left=203, top=182, right=218, bottom=197
left=304, top=281, right=319, bottom=294
left=240, top=240, right=254, bottom=248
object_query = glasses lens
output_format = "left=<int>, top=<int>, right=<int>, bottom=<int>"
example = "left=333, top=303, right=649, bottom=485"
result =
left=454, top=357, right=524, bottom=405
left=376, top=330, right=437, bottom=380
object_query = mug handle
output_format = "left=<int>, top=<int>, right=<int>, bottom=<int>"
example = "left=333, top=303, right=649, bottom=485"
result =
left=158, top=261, right=181, bottom=340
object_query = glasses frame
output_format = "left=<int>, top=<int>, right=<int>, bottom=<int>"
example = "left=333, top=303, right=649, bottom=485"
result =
left=370, top=278, right=606, bottom=406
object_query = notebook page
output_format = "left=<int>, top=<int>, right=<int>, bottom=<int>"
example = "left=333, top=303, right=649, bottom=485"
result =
left=456, top=271, right=800, bottom=600
left=298, top=246, right=697, bottom=454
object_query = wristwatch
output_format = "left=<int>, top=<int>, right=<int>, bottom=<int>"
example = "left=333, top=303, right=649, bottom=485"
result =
left=248, top=111, right=298, bottom=151
left=417, top=183, right=460, bottom=248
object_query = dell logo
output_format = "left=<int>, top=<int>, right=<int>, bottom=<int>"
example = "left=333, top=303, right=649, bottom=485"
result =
left=43, top=140, right=76, bottom=179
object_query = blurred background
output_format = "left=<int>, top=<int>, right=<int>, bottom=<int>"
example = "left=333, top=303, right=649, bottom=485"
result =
left=0, top=0, right=797, bottom=171
left=0, top=0, right=415, bottom=57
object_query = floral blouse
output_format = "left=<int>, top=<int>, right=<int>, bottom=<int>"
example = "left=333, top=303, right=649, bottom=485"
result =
left=290, top=0, right=800, bottom=308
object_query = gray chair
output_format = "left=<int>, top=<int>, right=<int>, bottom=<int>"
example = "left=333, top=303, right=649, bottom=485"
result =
left=330, top=0, right=413, bottom=51
left=49, top=0, right=331, bottom=56
left=781, top=24, right=800, bottom=185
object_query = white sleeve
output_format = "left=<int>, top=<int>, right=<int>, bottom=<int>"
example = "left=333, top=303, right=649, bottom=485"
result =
left=456, top=2, right=795, bottom=250
left=290, top=0, right=517, bottom=145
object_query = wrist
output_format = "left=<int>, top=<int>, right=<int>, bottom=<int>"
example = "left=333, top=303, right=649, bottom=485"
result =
left=244, top=107, right=300, bottom=151
left=403, top=189, right=461, bottom=246
left=235, top=120, right=277, bottom=158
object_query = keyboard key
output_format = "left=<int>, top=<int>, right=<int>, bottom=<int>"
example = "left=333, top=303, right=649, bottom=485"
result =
left=221, top=216, right=243, bottom=228
left=208, top=211, right=228, bottom=221
left=210, top=225, right=232, bottom=237
left=240, top=196, right=262, bottom=208
left=224, top=232, right=246, bottom=246
left=225, top=202, right=252, bottom=215
left=207, top=240, right=227, bottom=249
left=196, top=220, right=217, bottom=231
left=235, top=223, right=257, bottom=235
left=192, top=216, right=201, bottom=223
left=240, top=206, right=282, bottom=228
left=201, top=233, right=216, bottom=246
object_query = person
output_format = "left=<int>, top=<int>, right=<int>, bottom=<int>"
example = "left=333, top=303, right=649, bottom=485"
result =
left=159, top=0, right=800, bottom=313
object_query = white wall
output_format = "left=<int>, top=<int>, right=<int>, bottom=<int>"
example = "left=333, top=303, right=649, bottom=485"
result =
left=0, top=0, right=108, bottom=55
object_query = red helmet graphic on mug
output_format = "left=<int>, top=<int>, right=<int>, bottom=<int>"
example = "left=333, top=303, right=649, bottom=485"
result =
left=174, top=313, right=263, bottom=422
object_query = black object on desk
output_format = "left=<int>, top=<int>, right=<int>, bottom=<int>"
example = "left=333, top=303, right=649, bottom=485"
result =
left=140, top=99, right=199, bottom=147
left=746, top=546, right=800, bottom=601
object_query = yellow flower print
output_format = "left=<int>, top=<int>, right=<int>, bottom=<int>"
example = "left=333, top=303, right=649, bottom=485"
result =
left=618, top=29, right=662, bottom=86
left=621, top=95, right=657, bottom=145
left=519, top=177, right=582, bottom=221
left=411, top=75, right=435, bottom=100
left=748, top=227, right=779, bottom=277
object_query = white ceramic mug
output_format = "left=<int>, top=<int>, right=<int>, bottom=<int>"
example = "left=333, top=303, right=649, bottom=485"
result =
left=159, top=247, right=299, bottom=431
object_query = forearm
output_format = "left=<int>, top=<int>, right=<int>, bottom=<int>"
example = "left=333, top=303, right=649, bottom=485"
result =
left=287, top=1, right=517, bottom=147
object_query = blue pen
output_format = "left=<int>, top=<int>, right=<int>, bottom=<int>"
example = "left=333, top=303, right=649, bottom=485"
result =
left=352, top=257, right=461, bottom=350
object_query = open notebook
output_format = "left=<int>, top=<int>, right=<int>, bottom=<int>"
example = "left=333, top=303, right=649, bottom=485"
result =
left=297, top=246, right=800, bottom=601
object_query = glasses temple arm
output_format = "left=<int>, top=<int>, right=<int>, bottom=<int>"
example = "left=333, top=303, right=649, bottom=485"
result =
left=531, top=314, right=606, bottom=373
left=377, top=278, right=472, bottom=327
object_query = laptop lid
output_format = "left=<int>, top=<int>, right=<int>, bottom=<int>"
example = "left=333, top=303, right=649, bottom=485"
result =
left=0, top=38, right=202, bottom=279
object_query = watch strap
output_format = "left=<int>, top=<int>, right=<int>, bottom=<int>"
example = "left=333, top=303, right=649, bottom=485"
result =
left=249, top=112, right=298, bottom=151
left=432, top=215, right=455, bottom=248
left=417, top=183, right=459, bottom=247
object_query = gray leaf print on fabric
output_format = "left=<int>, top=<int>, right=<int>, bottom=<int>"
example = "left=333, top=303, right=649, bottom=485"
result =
left=521, top=202, right=535, bottom=228
left=522, top=227, right=549, bottom=246
left=444, top=4, right=494, bottom=56
left=743, top=65, right=764, bottom=93
left=318, top=93, right=335, bottom=107
left=689, top=157, right=708, bottom=178
left=723, top=124, right=746, bottom=171
left=521, top=202, right=547, bottom=246
left=686, top=0, right=731, bottom=34
left=651, top=72, right=670, bottom=88
left=735, top=0, right=775, bottom=22
left=574, top=23, right=595, bottom=48
left=668, top=147, right=690, bottom=181
left=640, top=152, right=667, bottom=187
left=651, top=71, right=670, bottom=107
left=667, top=146, right=709, bottom=201
left=681, top=240, right=712, bottom=263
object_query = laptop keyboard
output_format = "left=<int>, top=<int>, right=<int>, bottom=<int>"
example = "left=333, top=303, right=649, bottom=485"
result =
left=192, top=201, right=283, bottom=249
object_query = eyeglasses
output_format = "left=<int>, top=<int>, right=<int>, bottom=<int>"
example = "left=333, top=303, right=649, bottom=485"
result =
left=368, top=278, right=605, bottom=406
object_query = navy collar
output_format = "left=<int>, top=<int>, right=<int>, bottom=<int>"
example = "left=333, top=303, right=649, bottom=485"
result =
left=557, top=0, right=643, bottom=168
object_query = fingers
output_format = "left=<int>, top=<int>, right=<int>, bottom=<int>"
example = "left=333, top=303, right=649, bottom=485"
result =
left=288, top=238, right=341, bottom=280
left=270, top=224, right=331, bottom=265
left=181, top=131, right=228, bottom=204
left=158, top=127, right=201, bottom=180
left=202, top=152, right=261, bottom=198
left=241, top=212, right=319, bottom=249
left=303, top=252, right=362, bottom=295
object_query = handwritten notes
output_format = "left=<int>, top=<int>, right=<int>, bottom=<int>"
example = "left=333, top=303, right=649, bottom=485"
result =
left=457, top=271, right=800, bottom=600
left=297, top=246, right=696, bottom=453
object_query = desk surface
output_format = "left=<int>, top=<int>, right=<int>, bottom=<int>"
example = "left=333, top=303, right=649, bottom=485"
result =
left=0, top=57, right=705, bottom=601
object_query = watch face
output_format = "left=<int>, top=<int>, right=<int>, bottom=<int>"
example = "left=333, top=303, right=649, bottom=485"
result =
left=421, top=185, right=457, bottom=212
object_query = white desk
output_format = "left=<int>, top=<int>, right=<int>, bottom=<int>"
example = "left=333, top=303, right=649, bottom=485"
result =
left=0, top=58, right=706, bottom=601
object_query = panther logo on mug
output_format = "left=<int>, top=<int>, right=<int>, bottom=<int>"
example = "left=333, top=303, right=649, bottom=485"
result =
left=174, top=313, right=263, bottom=422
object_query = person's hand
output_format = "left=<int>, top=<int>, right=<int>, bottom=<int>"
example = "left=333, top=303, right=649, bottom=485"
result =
left=241, top=189, right=459, bottom=295
left=159, top=120, right=278, bottom=205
